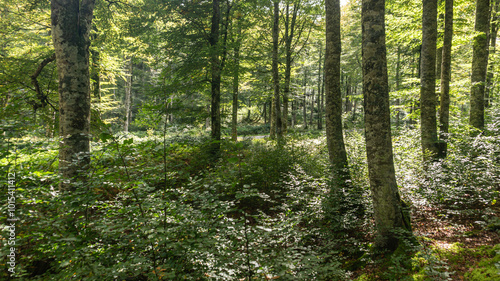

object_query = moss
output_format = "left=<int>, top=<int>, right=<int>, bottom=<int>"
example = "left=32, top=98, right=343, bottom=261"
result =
left=464, top=244, right=500, bottom=281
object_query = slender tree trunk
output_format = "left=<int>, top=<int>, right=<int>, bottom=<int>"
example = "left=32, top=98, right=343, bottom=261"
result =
left=263, top=101, right=268, bottom=124
left=470, top=0, right=491, bottom=131
left=210, top=0, right=222, bottom=155
left=272, top=0, right=283, bottom=141
left=421, top=0, right=439, bottom=161
left=396, top=46, right=401, bottom=128
left=439, top=0, right=454, bottom=158
left=124, top=57, right=133, bottom=132
left=325, top=0, right=349, bottom=176
left=486, top=0, right=499, bottom=108
left=303, top=68, right=308, bottom=129
left=90, top=46, right=101, bottom=118
left=318, top=42, right=323, bottom=130
left=52, top=0, right=96, bottom=190
left=270, top=97, right=276, bottom=138
left=309, top=89, right=316, bottom=125
left=362, top=0, right=411, bottom=251
left=231, top=23, right=241, bottom=141
left=292, top=100, right=296, bottom=127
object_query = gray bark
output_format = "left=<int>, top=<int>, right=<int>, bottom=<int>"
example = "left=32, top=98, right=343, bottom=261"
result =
left=325, top=0, right=348, bottom=174
left=231, top=23, right=241, bottom=141
left=272, top=0, right=283, bottom=141
left=362, top=0, right=410, bottom=251
left=124, top=57, right=133, bottom=133
left=486, top=0, right=499, bottom=108
left=210, top=0, right=222, bottom=155
left=470, top=0, right=491, bottom=131
left=52, top=0, right=96, bottom=190
left=439, top=0, right=454, bottom=158
left=420, top=0, right=439, bottom=161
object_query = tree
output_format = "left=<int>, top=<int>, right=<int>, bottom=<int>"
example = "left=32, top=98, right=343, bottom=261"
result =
left=420, top=0, right=439, bottom=161
left=362, top=0, right=411, bottom=251
left=124, top=57, right=133, bottom=132
left=486, top=0, right=499, bottom=108
left=439, top=0, right=454, bottom=158
left=272, top=0, right=283, bottom=141
left=210, top=0, right=222, bottom=154
left=470, top=0, right=491, bottom=131
left=51, top=0, right=96, bottom=189
left=325, top=0, right=348, bottom=177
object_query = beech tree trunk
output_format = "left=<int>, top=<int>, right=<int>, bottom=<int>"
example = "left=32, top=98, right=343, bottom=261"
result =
left=439, top=0, right=454, bottom=158
left=325, top=0, right=349, bottom=180
left=486, top=0, right=499, bottom=108
left=317, top=42, right=323, bottom=130
left=421, top=0, right=439, bottom=161
left=362, top=0, right=410, bottom=251
left=470, top=0, right=491, bottom=131
left=210, top=0, right=222, bottom=155
left=124, top=57, right=133, bottom=133
left=231, top=23, right=241, bottom=141
left=52, top=0, right=96, bottom=190
left=272, top=0, right=283, bottom=141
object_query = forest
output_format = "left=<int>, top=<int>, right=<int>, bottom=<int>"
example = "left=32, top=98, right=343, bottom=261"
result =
left=1, top=0, right=499, bottom=280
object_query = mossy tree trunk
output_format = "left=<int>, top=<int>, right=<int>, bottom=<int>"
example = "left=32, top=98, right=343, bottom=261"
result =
left=272, top=0, right=283, bottom=141
left=470, top=0, right=491, bottom=131
left=231, top=22, right=241, bottom=141
left=51, top=0, right=96, bottom=190
left=420, top=0, right=439, bottom=161
left=124, top=57, right=133, bottom=133
left=210, top=0, right=222, bottom=155
left=486, top=0, right=499, bottom=108
left=325, top=0, right=348, bottom=177
left=362, top=0, right=411, bottom=251
left=439, top=0, right=454, bottom=158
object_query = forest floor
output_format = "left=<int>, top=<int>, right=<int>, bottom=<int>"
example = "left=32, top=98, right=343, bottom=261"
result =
left=411, top=204, right=500, bottom=280
left=354, top=203, right=500, bottom=280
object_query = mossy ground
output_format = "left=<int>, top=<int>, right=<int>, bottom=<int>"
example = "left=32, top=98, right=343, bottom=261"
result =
left=352, top=204, right=500, bottom=280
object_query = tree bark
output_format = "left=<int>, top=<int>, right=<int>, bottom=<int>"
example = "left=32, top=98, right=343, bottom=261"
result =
left=325, top=0, right=349, bottom=178
left=486, top=0, right=499, bottom=108
left=124, top=57, right=133, bottom=132
left=317, top=42, right=323, bottom=130
left=439, top=0, right=454, bottom=158
left=272, top=0, right=283, bottom=141
left=303, top=68, right=308, bottom=129
left=52, top=0, right=96, bottom=190
left=421, top=0, right=439, bottom=161
left=231, top=22, right=241, bottom=141
left=210, top=0, right=222, bottom=155
left=470, top=0, right=491, bottom=131
left=362, top=0, right=410, bottom=251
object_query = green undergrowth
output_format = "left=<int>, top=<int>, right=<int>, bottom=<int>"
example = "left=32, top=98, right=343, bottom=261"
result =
left=1, top=109, right=499, bottom=280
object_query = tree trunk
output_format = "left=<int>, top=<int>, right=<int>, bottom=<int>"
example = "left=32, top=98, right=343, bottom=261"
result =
left=210, top=0, right=222, bottom=155
left=90, top=46, right=101, bottom=118
left=362, top=0, right=410, bottom=251
left=421, top=0, right=439, bottom=161
left=486, top=0, right=499, bottom=108
left=325, top=0, right=349, bottom=177
left=270, top=97, right=276, bottom=138
left=439, top=0, right=454, bottom=158
left=52, top=0, right=96, bottom=190
left=124, top=57, right=133, bottom=132
left=272, top=0, right=283, bottom=141
left=470, top=0, right=491, bottom=131
left=303, top=68, right=308, bottom=129
left=317, top=43, right=323, bottom=130
left=231, top=23, right=241, bottom=141
left=263, top=101, right=268, bottom=124
left=396, top=46, right=401, bottom=128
